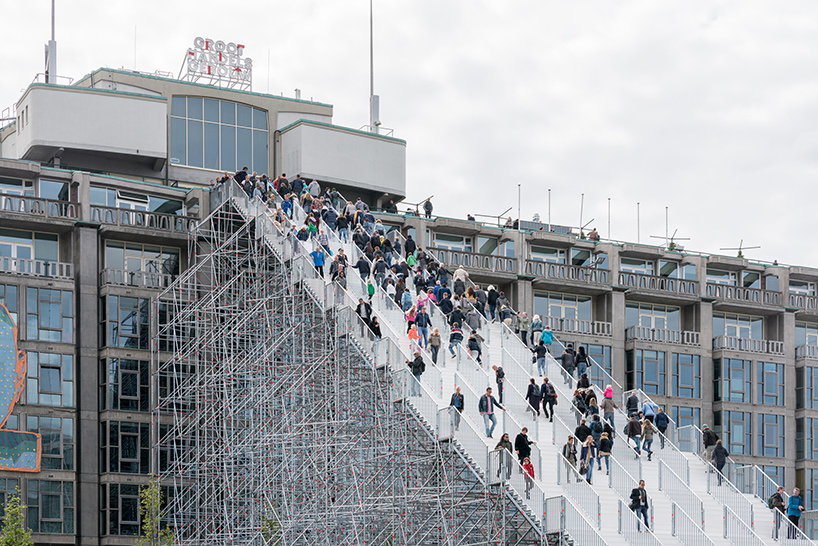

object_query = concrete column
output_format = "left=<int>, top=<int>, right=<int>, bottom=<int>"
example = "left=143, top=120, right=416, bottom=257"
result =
left=73, top=223, right=100, bottom=545
left=73, top=172, right=91, bottom=222
left=699, top=301, right=714, bottom=429
left=611, top=288, right=627, bottom=390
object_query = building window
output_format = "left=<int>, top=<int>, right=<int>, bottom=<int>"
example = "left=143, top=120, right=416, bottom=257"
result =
left=533, top=292, right=592, bottom=321
left=26, top=416, right=73, bottom=470
left=170, top=96, right=268, bottom=174
left=26, top=288, right=72, bottom=343
left=797, top=367, right=818, bottom=410
left=100, top=296, right=150, bottom=349
left=104, top=241, right=180, bottom=275
left=620, top=258, right=654, bottom=275
left=672, top=354, right=700, bottom=398
left=100, top=421, right=150, bottom=474
left=625, top=302, right=680, bottom=330
left=26, top=352, right=73, bottom=407
left=712, top=312, right=763, bottom=339
left=0, top=479, right=19, bottom=519
left=0, top=229, right=58, bottom=262
left=791, top=280, right=816, bottom=296
left=714, top=358, right=751, bottom=403
left=0, top=177, right=34, bottom=197
left=758, top=414, right=785, bottom=458
left=672, top=406, right=701, bottom=429
left=627, top=349, right=666, bottom=395
left=796, top=418, right=818, bottom=461
left=0, top=283, right=18, bottom=323
left=100, top=359, right=149, bottom=412
left=101, top=483, right=141, bottom=536
left=707, top=269, right=737, bottom=286
left=757, top=362, right=784, bottom=406
left=578, top=344, right=612, bottom=390
left=796, top=322, right=818, bottom=347
left=715, top=410, right=752, bottom=455
left=27, top=480, right=73, bottom=534
left=798, top=469, right=816, bottom=510
left=530, top=246, right=565, bottom=264
left=432, top=234, right=472, bottom=252
left=90, top=186, right=184, bottom=215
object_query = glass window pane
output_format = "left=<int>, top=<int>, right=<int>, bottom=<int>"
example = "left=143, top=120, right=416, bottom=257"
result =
left=170, top=117, right=186, bottom=165
left=253, top=108, right=267, bottom=130
left=204, top=123, right=220, bottom=170
left=42, top=493, right=61, bottom=520
left=203, top=98, right=219, bottom=122
left=237, top=128, right=252, bottom=170
left=34, top=233, right=59, bottom=262
left=253, top=130, right=268, bottom=174
left=220, top=101, right=235, bottom=125
left=236, top=104, right=252, bottom=127
left=220, top=125, right=236, bottom=172
left=187, top=120, right=203, bottom=168
left=41, top=367, right=61, bottom=394
left=170, top=96, right=186, bottom=117
left=105, top=242, right=124, bottom=270
left=186, top=97, right=202, bottom=120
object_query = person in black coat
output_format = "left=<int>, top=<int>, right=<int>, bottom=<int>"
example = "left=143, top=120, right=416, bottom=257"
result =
left=630, top=480, right=650, bottom=531
left=574, top=419, right=592, bottom=443
left=526, top=378, right=541, bottom=418
left=711, top=439, right=729, bottom=486
left=514, top=427, right=536, bottom=467
left=625, top=393, right=639, bottom=416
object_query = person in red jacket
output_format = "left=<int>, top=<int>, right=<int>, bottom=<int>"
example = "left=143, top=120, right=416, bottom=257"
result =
left=523, top=457, right=535, bottom=499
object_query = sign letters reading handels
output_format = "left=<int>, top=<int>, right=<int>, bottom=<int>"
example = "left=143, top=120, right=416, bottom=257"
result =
left=181, top=37, right=253, bottom=90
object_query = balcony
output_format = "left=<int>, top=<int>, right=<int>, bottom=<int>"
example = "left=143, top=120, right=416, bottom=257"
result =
left=618, top=272, right=698, bottom=296
left=100, top=268, right=175, bottom=289
left=0, top=257, right=73, bottom=279
left=0, top=194, right=79, bottom=221
left=789, top=293, right=818, bottom=313
left=525, top=260, right=609, bottom=285
left=705, top=283, right=781, bottom=306
left=544, top=316, right=612, bottom=337
left=91, top=206, right=196, bottom=235
left=427, top=247, right=517, bottom=274
left=796, top=345, right=818, bottom=360
left=712, top=335, right=785, bottom=355
left=625, top=326, right=701, bottom=346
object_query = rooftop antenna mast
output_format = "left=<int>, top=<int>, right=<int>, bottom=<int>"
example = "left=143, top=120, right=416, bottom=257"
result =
left=720, top=239, right=760, bottom=259
left=649, top=207, right=690, bottom=250
left=44, top=0, right=57, bottom=83
left=369, top=0, right=381, bottom=134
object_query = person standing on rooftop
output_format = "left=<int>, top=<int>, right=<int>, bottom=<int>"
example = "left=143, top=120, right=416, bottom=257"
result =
left=424, top=198, right=433, bottom=218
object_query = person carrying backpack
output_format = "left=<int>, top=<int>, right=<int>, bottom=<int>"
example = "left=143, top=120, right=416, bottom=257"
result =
left=769, top=486, right=786, bottom=540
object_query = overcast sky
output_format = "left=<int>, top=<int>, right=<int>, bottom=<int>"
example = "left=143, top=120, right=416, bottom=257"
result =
left=3, top=1, right=817, bottom=266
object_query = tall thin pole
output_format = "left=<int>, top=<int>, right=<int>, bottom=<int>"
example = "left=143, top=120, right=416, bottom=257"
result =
left=579, top=193, right=585, bottom=232
left=369, top=0, right=374, bottom=128
left=548, top=189, right=552, bottom=230
left=637, top=202, right=640, bottom=243
left=51, top=0, right=55, bottom=41
left=517, top=184, right=521, bottom=229
left=607, top=197, right=611, bottom=240
left=665, top=206, right=669, bottom=248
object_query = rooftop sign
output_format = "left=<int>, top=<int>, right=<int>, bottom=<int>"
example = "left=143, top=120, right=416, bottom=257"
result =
left=180, top=37, right=253, bottom=90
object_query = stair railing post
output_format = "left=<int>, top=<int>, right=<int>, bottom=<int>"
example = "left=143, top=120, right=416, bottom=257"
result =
left=617, top=499, right=622, bottom=534
left=671, top=502, right=676, bottom=536
left=556, top=452, right=561, bottom=485
left=723, top=505, right=727, bottom=538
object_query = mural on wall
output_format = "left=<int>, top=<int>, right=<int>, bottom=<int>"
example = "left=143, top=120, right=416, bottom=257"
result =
left=0, top=303, right=39, bottom=471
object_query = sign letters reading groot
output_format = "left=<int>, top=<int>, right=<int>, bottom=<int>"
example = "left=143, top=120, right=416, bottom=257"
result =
left=182, top=37, right=253, bottom=90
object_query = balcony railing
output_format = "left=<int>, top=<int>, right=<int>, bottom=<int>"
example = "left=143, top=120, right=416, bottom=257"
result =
left=525, top=260, right=608, bottom=284
left=618, top=272, right=698, bottom=295
left=554, top=318, right=613, bottom=337
left=100, top=268, right=176, bottom=289
left=797, top=345, right=818, bottom=360
left=426, top=247, right=517, bottom=274
left=712, top=335, right=785, bottom=355
left=0, top=195, right=79, bottom=220
left=625, top=325, right=701, bottom=346
left=91, top=206, right=196, bottom=234
left=789, top=293, right=818, bottom=312
left=706, top=283, right=781, bottom=306
left=0, top=257, right=73, bottom=279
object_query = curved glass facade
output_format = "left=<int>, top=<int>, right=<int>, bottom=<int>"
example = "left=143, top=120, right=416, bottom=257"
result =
left=170, top=97, right=268, bottom=175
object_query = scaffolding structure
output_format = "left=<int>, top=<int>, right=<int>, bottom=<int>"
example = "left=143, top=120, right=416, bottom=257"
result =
left=153, top=192, right=542, bottom=545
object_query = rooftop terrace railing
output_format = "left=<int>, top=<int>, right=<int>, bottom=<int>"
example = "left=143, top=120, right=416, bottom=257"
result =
left=0, top=256, right=73, bottom=280
left=100, top=268, right=175, bottom=289
left=0, top=194, right=79, bottom=220
left=428, top=247, right=517, bottom=274
left=525, top=260, right=609, bottom=285
left=91, top=205, right=196, bottom=234
left=705, top=283, right=781, bottom=306
left=618, top=271, right=699, bottom=295
left=790, top=293, right=818, bottom=313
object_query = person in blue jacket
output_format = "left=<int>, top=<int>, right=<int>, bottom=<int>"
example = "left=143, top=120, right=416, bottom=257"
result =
left=788, top=488, right=805, bottom=539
